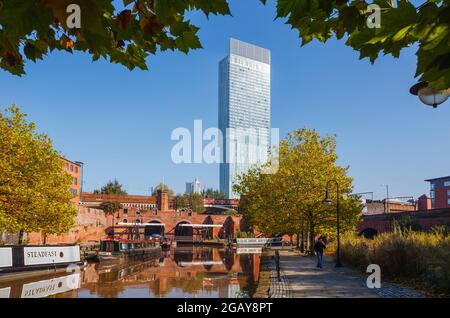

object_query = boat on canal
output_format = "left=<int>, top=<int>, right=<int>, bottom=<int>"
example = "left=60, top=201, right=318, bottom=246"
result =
left=97, top=222, right=160, bottom=262
left=98, top=238, right=159, bottom=261
left=0, top=244, right=84, bottom=279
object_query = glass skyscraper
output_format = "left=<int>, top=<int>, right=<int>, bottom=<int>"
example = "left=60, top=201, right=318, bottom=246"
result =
left=219, top=38, right=271, bottom=199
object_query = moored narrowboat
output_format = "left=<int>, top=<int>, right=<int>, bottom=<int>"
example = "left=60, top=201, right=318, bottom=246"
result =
left=0, top=244, right=84, bottom=278
left=98, top=238, right=159, bottom=261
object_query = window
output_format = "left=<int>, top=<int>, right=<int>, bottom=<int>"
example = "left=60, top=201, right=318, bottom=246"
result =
left=430, top=190, right=435, bottom=199
left=75, top=167, right=78, bottom=173
left=448, top=198, right=450, bottom=205
left=448, top=190, right=450, bottom=196
left=70, top=165, right=73, bottom=172
left=70, top=188, right=77, bottom=195
left=65, top=163, right=69, bottom=170
left=123, top=208, right=128, bottom=215
left=445, top=181, right=450, bottom=187
left=73, top=178, right=77, bottom=185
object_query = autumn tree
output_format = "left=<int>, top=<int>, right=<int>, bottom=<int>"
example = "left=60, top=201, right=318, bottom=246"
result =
left=0, top=1, right=448, bottom=90
left=0, top=105, right=77, bottom=244
left=234, top=128, right=362, bottom=254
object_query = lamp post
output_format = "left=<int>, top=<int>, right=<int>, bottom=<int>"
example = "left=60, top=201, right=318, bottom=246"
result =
left=410, top=82, right=449, bottom=108
left=324, top=180, right=343, bottom=268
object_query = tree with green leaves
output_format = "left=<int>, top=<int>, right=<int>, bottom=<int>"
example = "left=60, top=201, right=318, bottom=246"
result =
left=174, top=193, right=204, bottom=213
left=202, top=188, right=226, bottom=199
left=0, top=1, right=448, bottom=90
left=234, top=128, right=362, bottom=254
left=99, top=201, right=122, bottom=226
left=0, top=105, right=77, bottom=244
left=96, top=179, right=127, bottom=195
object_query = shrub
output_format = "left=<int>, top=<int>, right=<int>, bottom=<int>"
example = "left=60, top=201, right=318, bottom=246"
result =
left=340, top=228, right=450, bottom=294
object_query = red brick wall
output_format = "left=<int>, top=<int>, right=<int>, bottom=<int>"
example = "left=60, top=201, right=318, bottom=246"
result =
left=28, top=206, right=107, bottom=244
left=435, top=186, right=450, bottom=209
left=109, top=207, right=244, bottom=238
left=60, top=158, right=81, bottom=204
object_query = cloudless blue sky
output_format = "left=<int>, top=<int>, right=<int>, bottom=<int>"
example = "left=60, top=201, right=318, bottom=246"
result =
left=1, top=0, right=448, bottom=199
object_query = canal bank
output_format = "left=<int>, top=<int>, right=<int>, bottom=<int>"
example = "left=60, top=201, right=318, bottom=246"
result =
left=253, top=252, right=271, bottom=298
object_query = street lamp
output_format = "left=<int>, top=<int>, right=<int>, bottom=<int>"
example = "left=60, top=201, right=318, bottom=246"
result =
left=324, top=180, right=343, bottom=268
left=410, top=82, right=449, bottom=108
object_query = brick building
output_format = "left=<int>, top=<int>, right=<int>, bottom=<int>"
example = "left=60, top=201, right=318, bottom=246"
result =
left=425, top=176, right=450, bottom=209
left=60, top=157, right=82, bottom=204
left=28, top=205, right=107, bottom=244
left=362, top=199, right=416, bottom=215
left=81, top=189, right=244, bottom=240
left=26, top=158, right=107, bottom=245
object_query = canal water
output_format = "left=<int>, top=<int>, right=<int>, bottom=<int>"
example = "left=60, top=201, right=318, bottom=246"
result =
left=0, top=247, right=261, bottom=298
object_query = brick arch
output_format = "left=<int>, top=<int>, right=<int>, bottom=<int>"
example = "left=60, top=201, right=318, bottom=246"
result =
left=144, top=219, right=165, bottom=237
left=202, top=216, right=214, bottom=239
left=174, top=220, right=193, bottom=237
left=219, top=216, right=235, bottom=239
left=359, top=227, right=378, bottom=239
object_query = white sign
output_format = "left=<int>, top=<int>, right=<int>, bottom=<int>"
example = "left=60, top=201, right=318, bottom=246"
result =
left=21, top=273, right=81, bottom=298
left=0, top=287, right=11, bottom=298
left=0, top=248, right=13, bottom=268
left=236, top=247, right=262, bottom=254
left=236, top=238, right=271, bottom=246
left=23, top=246, right=80, bottom=266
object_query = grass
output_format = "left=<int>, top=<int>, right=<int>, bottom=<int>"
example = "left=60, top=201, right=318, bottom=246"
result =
left=340, top=227, right=450, bottom=296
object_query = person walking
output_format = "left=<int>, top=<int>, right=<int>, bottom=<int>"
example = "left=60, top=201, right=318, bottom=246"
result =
left=314, top=236, right=326, bottom=269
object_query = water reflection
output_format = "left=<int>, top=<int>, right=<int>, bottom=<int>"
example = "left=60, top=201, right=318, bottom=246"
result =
left=0, top=247, right=260, bottom=298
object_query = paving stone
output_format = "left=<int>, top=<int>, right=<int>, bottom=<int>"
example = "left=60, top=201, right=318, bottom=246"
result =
left=266, top=250, right=425, bottom=298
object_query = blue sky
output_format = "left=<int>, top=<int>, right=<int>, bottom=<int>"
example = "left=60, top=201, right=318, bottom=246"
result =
left=0, top=0, right=448, bottom=199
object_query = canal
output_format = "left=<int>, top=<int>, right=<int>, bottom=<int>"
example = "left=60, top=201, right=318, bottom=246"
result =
left=0, top=247, right=261, bottom=298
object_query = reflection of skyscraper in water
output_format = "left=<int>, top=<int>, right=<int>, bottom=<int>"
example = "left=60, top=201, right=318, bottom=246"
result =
left=219, top=38, right=271, bottom=199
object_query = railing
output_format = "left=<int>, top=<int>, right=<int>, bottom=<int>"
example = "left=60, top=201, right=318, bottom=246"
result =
left=236, top=238, right=271, bottom=246
left=174, top=236, right=196, bottom=242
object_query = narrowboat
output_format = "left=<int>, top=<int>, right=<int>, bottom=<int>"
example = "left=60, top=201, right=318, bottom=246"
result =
left=97, top=238, right=159, bottom=261
left=0, top=244, right=84, bottom=278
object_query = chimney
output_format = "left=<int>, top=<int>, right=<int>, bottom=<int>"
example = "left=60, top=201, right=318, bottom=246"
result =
left=157, top=189, right=169, bottom=211
left=417, top=194, right=432, bottom=211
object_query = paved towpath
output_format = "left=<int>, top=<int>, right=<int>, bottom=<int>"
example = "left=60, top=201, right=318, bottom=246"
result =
left=268, top=250, right=424, bottom=298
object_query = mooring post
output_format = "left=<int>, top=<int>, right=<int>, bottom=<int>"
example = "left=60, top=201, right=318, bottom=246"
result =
left=275, top=250, right=280, bottom=282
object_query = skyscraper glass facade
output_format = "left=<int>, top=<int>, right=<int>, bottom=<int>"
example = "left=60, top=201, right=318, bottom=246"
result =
left=219, top=38, right=271, bottom=199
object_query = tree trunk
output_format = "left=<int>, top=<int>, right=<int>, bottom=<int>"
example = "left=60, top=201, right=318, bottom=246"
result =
left=309, top=221, right=315, bottom=256
left=43, top=233, right=47, bottom=245
left=18, top=230, right=24, bottom=245
left=300, top=231, right=305, bottom=253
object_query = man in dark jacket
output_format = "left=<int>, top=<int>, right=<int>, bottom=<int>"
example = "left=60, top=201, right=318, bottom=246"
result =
left=314, top=236, right=326, bottom=269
